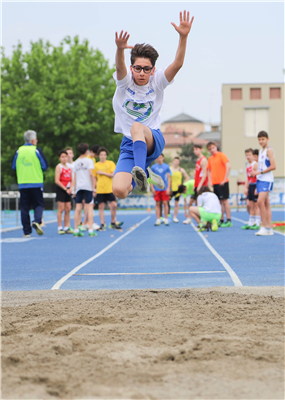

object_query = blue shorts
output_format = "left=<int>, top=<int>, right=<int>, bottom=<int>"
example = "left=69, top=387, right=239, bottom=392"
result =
left=114, top=129, right=165, bottom=176
left=256, top=180, right=273, bottom=193
left=75, top=190, right=94, bottom=204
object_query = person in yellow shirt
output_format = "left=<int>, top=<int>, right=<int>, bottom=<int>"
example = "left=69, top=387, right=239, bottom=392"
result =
left=170, top=157, right=189, bottom=223
left=94, top=147, right=123, bottom=231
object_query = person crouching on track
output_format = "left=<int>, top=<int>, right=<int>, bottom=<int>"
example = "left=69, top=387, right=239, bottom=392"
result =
left=55, top=150, right=74, bottom=234
left=189, top=186, right=222, bottom=232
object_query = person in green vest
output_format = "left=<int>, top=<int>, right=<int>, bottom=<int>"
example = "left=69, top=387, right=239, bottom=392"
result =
left=177, top=179, right=195, bottom=224
left=12, top=130, right=48, bottom=237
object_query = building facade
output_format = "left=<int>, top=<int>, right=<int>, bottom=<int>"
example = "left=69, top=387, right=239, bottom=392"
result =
left=222, top=83, right=284, bottom=190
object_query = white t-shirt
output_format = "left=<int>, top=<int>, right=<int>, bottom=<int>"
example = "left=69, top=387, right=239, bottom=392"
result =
left=112, top=69, right=173, bottom=139
left=73, top=157, right=94, bottom=193
left=197, top=192, right=222, bottom=214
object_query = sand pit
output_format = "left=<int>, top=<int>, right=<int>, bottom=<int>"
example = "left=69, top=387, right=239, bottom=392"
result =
left=1, top=287, right=284, bottom=399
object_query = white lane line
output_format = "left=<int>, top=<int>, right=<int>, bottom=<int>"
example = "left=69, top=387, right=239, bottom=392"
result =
left=74, top=271, right=226, bottom=276
left=1, top=237, right=47, bottom=243
left=232, top=216, right=285, bottom=237
left=51, top=216, right=151, bottom=290
left=191, top=223, right=243, bottom=287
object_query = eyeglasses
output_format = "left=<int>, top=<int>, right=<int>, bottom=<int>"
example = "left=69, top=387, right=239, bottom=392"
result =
left=132, top=65, right=153, bottom=74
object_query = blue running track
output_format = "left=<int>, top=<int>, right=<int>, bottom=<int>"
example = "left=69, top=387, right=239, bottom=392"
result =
left=1, top=210, right=284, bottom=291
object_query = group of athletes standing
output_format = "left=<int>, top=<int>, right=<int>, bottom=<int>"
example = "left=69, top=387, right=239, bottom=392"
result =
left=148, top=131, right=276, bottom=236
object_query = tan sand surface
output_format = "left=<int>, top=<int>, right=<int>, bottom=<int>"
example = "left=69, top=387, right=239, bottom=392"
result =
left=1, top=287, right=284, bottom=399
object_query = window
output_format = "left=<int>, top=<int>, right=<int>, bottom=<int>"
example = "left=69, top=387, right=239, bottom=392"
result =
left=270, top=87, right=281, bottom=99
left=244, top=108, right=269, bottom=137
left=250, top=88, right=261, bottom=99
left=231, top=88, right=242, bottom=100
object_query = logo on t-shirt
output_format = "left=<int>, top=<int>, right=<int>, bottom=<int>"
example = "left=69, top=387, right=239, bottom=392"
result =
left=123, top=100, right=153, bottom=122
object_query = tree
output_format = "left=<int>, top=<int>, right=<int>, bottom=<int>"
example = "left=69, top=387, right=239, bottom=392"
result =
left=178, top=143, right=196, bottom=175
left=1, top=36, right=122, bottom=188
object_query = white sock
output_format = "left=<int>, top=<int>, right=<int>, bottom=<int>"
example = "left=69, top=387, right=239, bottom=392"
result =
left=64, top=226, right=69, bottom=231
left=88, top=229, right=93, bottom=233
left=255, top=216, right=261, bottom=226
left=249, top=215, right=255, bottom=226
left=58, top=226, right=63, bottom=231
left=74, top=229, right=79, bottom=233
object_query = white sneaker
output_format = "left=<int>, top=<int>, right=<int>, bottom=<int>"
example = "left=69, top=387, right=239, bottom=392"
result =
left=147, top=167, right=165, bottom=190
left=164, top=218, right=169, bottom=226
left=255, top=227, right=268, bottom=236
left=183, top=218, right=191, bottom=225
left=154, top=219, right=161, bottom=226
left=267, top=228, right=274, bottom=236
left=173, top=217, right=179, bottom=223
left=92, top=223, right=100, bottom=231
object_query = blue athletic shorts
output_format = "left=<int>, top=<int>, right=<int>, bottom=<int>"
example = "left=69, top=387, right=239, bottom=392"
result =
left=256, top=180, right=273, bottom=193
left=75, top=190, right=94, bottom=204
left=114, top=129, right=165, bottom=176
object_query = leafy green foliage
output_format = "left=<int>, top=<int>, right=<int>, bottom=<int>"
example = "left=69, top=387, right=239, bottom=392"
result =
left=1, top=36, right=121, bottom=188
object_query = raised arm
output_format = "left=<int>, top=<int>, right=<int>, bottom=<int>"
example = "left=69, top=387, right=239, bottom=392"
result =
left=165, top=10, right=194, bottom=83
left=115, top=31, right=134, bottom=81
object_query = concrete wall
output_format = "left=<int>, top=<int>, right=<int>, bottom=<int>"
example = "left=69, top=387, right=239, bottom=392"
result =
left=222, top=83, right=285, bottom=190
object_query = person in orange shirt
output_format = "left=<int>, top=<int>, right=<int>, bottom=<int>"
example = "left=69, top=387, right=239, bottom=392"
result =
left=207, top=142, right=232, bottom=227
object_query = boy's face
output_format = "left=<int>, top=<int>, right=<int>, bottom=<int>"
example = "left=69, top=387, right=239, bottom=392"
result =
left=207, top=144, right=218, bottom=155
left=59, top=153, right=68, bottom=164
left=258, top=136, right=269, bottom=148
left=245, top=151, right=254, bottom=163
left=253, top=154, right=258, bottom=161
left=66, top=149, right=74, bottom=161
left=172, top=158, right=180, bottom=168
left=89, top=150, right=96, bottom=158
left=99, top=151, right=107, bottom=163
left=193, top=147, right=202, bottom=157
left=130, top=57, right=155, bottom=86
left=156, top=155, right=164, bottom=164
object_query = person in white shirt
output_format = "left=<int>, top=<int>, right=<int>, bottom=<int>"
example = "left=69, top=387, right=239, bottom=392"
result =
left=112, top=11, right=194, bottom=199
left=250, top=131, right=276, bottom=236
left=189, top=186, right=222, bottom=232
left=73, top=143, right=97, bottom=237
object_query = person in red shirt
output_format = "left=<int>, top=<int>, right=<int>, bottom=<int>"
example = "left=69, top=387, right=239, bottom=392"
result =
left=193, top=144, right=208, bottom=193
left=242, top=148, right=260, bottom=230
left=55, top=150, right=74, bottom=234
left=207, top=142, right=232, bottom=227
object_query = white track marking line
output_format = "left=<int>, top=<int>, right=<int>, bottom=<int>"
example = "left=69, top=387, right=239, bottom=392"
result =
left=190, top=223, right=243, bottom=287
left=51, top=216, right=151, bottom=290
left=74, top=271, right=226, bottom=276
left=232, top=216, right=285, bottom=236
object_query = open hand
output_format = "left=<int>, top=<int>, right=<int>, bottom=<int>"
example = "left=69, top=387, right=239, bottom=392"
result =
left=115, top=31, right=134, bottom=50
left=171, top=10, right=194, bottom=38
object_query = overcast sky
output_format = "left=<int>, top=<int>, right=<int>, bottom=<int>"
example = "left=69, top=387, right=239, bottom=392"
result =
left=2, top=1, right=284, bottom=125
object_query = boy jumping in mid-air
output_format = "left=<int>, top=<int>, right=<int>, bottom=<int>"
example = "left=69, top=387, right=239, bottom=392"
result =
left=112, top=11, right=194, bottom=199
left=250, top=131, right=276, bottom=236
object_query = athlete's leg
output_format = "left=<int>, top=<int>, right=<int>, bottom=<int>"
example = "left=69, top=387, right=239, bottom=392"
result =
left=109, top=201, right=117, bottom=224
left=174, top=199, right=179, bottom=219
left=98, top=202, right=105, bottom=225
left=264, top=192, right=272, bottom=228
left=257, top=191, right=268, bottom=228
left=131, top=122, right=154, bottom=155
left=155, top=201, right=161, bottom=220
left=87, top=203, right=94, bottom=229
left=113, top=172, right=133, bottom=199
left=74, top=203, right=83, bottom=230
left=189, top=206, right=201, bottom=224
left=222, top=199, right=231, bottom=220
left=57, top=201, right=65, bottom=228
left=162, top=200, right=169, bottom=220
left=63, top=202, right=71, bottom=228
